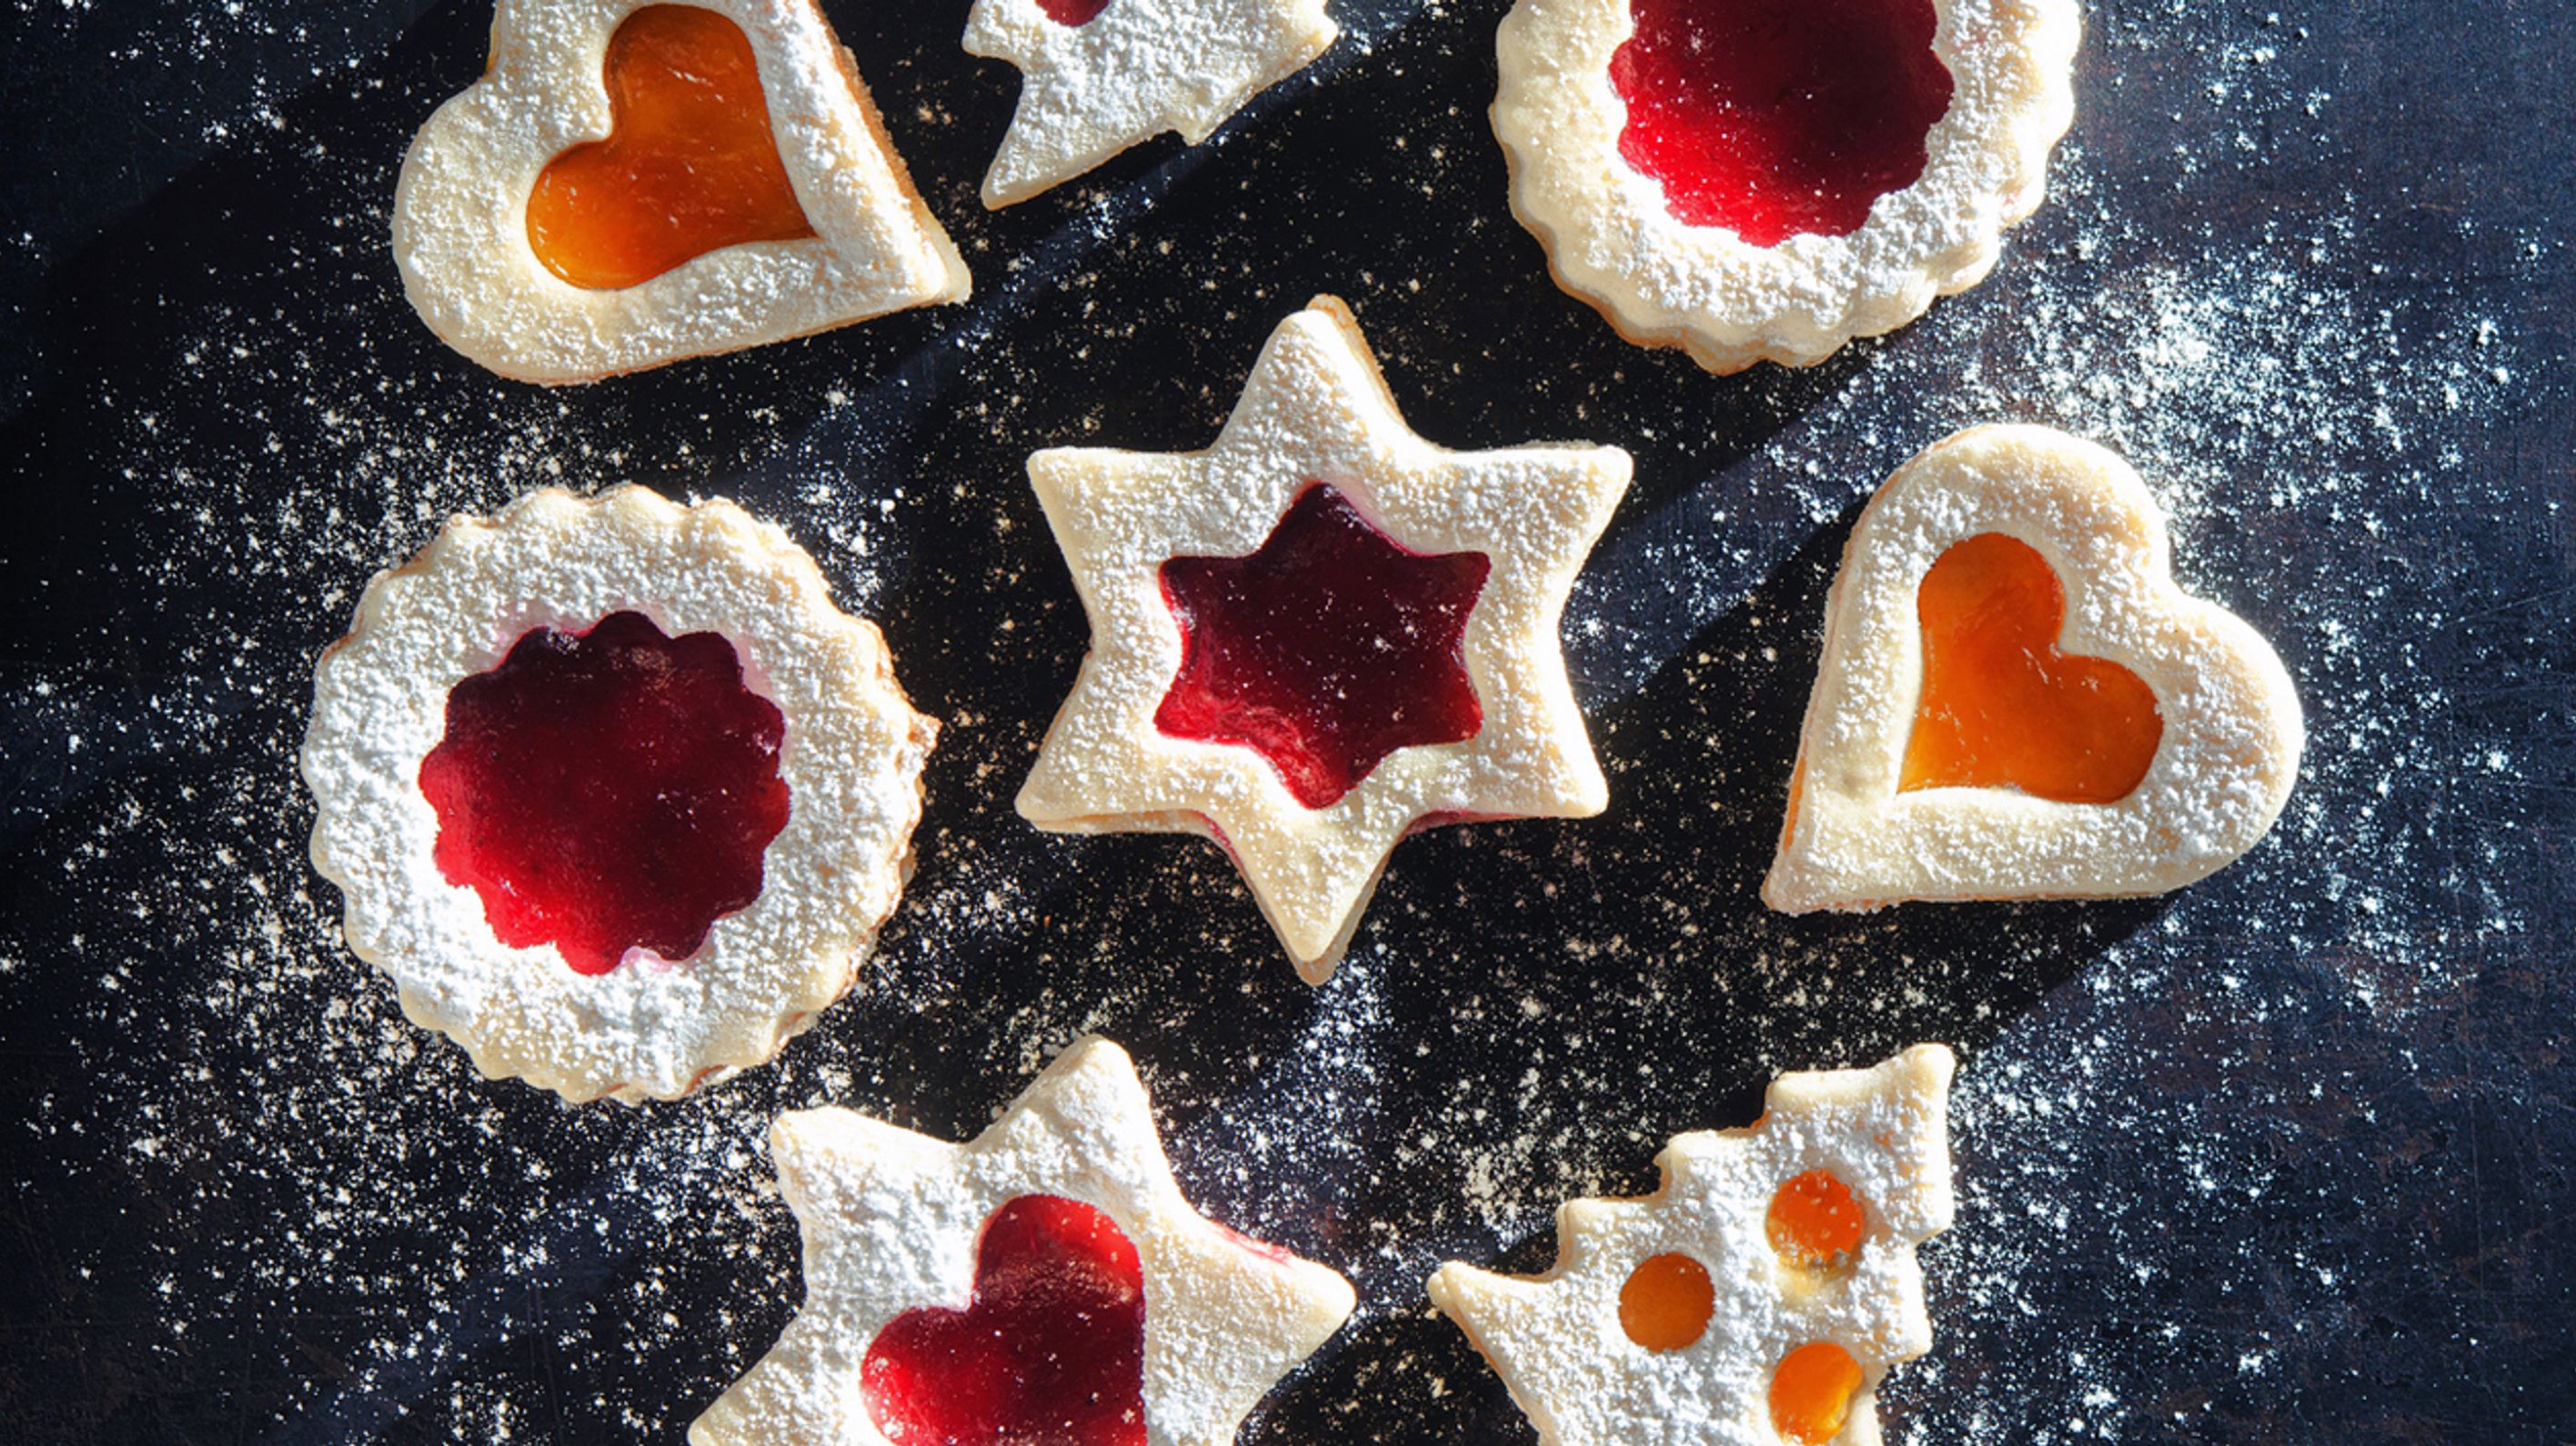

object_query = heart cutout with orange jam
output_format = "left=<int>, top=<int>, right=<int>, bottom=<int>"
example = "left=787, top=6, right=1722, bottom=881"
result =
left=1901, top=531, right=2164, bottom=804
left=1766, top=425, right=2302, bottom=913
left=527, top=5, right=816, bottom=291
left=393, top=0, right=967, bottom=383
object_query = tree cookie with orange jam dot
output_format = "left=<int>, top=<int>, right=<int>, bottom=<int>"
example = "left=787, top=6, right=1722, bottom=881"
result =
left=300, top=487, right=937, bottom=1103
left=1765, top=425, right=2304, bottom=913
left=963, top=0, right=1337, bottom=206
left=1491, top=0, right=2078, bottom=373
left=1013, top=296, right=1632, bottom=981
left=394, top=0, right=969, bottom=383
left=1428, top=1045, right=1958, bottom=1446
left=690, top=1037, right=1355, bottom=1446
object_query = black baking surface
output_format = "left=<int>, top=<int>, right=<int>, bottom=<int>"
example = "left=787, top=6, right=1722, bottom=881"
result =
left=3, top=0, right=2571, bottom=1441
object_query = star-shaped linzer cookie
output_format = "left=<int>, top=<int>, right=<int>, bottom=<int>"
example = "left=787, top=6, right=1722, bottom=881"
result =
left=1016, top=297, right=1633, bottom=981
left=691, top=1037, right=1353, bottom=1446
left=962, top=0, right=1339, bottom=206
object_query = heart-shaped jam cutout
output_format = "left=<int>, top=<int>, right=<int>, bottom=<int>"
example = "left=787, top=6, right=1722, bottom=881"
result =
left=526, top=5, right=817, bottom=291
left=418, top=610, right=790, bottom=975
left=1156, top=483, right=1491, bottom=810
left=1611, top=0, right=1955, bottom=246
left=1901, top=532, right=2163, bottom=804
left=862, top=1195, right=1148, bottom=1446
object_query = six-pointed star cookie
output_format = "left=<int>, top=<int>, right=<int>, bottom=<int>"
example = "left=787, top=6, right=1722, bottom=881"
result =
left=1015, top=296, right=1633, bottom=980
left=1428, top=1046, right=1957, bottom=1446
left=962, top=0, right=1339, bottom=206
left=690, top=1037, right=1354, bottom=1446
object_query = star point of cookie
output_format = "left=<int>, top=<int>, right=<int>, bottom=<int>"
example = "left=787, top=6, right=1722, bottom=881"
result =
left=962, top=0, right=1339, bottom=206
left=1014, top=297, right=1633, bottom=979
left=690, top=1037, right=1355, bottom=1446
left=1427, top=1046, right=1957, bottom=1446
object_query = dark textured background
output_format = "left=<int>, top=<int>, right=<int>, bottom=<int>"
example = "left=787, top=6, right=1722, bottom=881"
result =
left=3, top=0, right=2571, bottom=1441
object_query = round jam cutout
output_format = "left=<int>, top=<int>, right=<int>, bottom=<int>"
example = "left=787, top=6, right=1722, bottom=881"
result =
left=1618, top=1251, right=1716, bottom=1351
left=1902, top=532, right=2164, bottom=804
left=1155, top=483, right=1491, bottom=810
left=527, top=5, right=817, bottom=290
left=1769, top=1340, right=1864, bottom=1443
left=1039, top=0, right=1111, bottom=23
left=418, top=610, right=790, bottom=975
left=1766, top=1169, right=1867, bottom=1269
left=862, top=1195, right=1148, bottom=1446
left=1611, top=0, right=1955, bottom=246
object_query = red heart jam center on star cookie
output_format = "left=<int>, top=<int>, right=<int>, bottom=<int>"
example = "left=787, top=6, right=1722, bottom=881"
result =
left=862, top=1195, right=1148, bottom=1446
left=1155, top=484, right=1491, bottom=811
left=1611, top=0, right=1955, bottom=246
left=1901, top=532, right=2164, bottom=804
left=418, top=610, right=790, bottom=975
left=526, top=5, right=817, bottom=291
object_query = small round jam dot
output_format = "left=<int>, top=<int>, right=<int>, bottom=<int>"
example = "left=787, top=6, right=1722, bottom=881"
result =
left=1039, top=0, right=1110, bottom=23
left=1766, top=1169, right=1867, bottom=1269
left=418, top=610, right=790, bottom=976
left=1617, top=1251, right=1716, bottom=1351
left=1769, top=1340, right=1864, bottom=1443
left=862, top=1195, right=1147, bottom=1446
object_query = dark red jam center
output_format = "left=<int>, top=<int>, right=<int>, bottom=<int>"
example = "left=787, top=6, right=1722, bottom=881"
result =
left=1039, top=0, right=1109, bottom=24
left=1611, top=0, right=1955, bottom=246
left=417, top=610, right=790, bottom=976
left=862, top=1195, right=1147, bottom=1446
left=1155, top=484, right=1490, bottom=810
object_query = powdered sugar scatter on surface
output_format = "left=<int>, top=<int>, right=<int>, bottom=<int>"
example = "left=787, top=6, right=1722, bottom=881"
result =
left=1, top=0, right=2570, bottom=1442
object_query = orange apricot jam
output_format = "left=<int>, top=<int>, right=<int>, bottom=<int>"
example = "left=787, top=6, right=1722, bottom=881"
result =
left=1769, top=1341, right=1863, bottom=1443
left=1900, top=532, right=2162, bottom=804
left=527, top=5, right=816, bottom=291
left=1617, top=1252, right=1716, bottom=1351
left=1766, top=1170, right=1866, bottom=1269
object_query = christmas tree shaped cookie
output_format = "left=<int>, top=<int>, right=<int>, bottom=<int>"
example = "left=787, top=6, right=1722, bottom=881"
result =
left=1429, top=1046, right=1958, bottom=1446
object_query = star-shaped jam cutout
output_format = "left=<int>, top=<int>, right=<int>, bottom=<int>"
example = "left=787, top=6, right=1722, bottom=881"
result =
left=1016, top=297, right=1633, bottom=980
left=689, top=1038, right=1355, bottom=1446
left=961, top=0, right=1338, bottom=206
left=1427, top=1046, right=1957, bottom=1446
left=1157, top=483, right=1491, bottom=810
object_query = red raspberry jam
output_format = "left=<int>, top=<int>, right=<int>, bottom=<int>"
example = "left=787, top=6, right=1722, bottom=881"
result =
left=1611, top=0, right=1955, bottom=246
left=1155, top=484, right=1491, bottom=810
left=863, top=1195, right=1147, bottom=1446
left=526, top=5, right=817, bottom=291
left=1039, top=0, right=1110, bottom=24
left=418, top=610, right=790, bottom=975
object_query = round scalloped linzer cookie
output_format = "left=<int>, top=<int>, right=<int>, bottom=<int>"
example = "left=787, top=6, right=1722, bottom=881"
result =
left=690, top=1036, right=1355, bottom=1446
left=300, top=486, right=937, bottom=1103
left=394, top=0, right=969, bottom=383
left=1429, top=1046, right=1957, bottom=1446
left=1492, top=0, right=2078, bottom=373
left=1766, top=425, right=2304, bottom=913
left=963, top=0, right=1338, bottom=206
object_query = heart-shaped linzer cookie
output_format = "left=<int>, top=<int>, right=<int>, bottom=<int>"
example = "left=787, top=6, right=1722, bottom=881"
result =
left=1765, top=425, right=2302, bottom=913
left=527, top=5, right=815, bottom=291
left=1900, top=531, right=2163, bottom=804
left=392, top=0, right=968, bottom=382
left=862, top=1195, right=1148, bottom=1446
